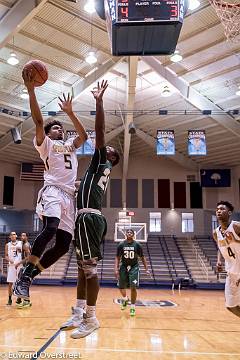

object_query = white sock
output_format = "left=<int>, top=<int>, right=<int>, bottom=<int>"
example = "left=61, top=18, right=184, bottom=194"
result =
left=131, top=304, right=135, bottom=309
left=123, top=296, right=128, bottom=301
left=76, top=299, right=86, bottom=309
left=86, top=305, right=96, bottom=319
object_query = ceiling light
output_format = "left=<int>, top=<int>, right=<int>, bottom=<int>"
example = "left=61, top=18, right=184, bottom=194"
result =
left=85, top=51, right=97, bottom=64
left=20, top=89, right=29, bottom=99
left=161, top=85, right=172, bottom=97
left=7, top=52, right=19, bottom=66
left=20, top=93, right=29, bottom=99
left=84, top=0, right=95, bottom=13
left=170, top=50, right=183, bottom=63
left=188, top=0, right=200, bottom=10
left=236, top=90, right=240, bottom=96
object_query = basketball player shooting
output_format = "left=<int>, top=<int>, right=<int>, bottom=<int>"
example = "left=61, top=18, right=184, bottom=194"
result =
left=13, top=69, right=87, bottom=300
left=214, top=201, right=240, bottom=317
left=61, top=80, right=120, bottom=338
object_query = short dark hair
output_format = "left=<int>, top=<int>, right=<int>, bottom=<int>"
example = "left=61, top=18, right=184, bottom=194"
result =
left=21, top=232, right=28, bottom=237
left=112, top=149, right=120, bottom=167
left=217, top=201, right=234, bottom=212
left=44, top=120, right=63, bottom=135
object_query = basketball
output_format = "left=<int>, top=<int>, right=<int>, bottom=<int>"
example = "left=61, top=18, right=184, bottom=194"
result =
left=23, top=60, right=48, bottom=87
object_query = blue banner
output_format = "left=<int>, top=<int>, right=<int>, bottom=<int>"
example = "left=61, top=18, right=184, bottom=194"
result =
left=188, top=130, right=207, bottom=155
left=66, top=130, right=95, bottom=156
left=156, top=130, right=175, bottom=155
left=200, top=169, right=231, bottom=187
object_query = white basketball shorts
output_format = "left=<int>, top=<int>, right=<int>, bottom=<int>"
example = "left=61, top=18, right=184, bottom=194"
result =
left=7, top=264, right=22, bottom=283
left=225, top=273, right=240, bottom=307
left=36, top=185, right=75, bottom=236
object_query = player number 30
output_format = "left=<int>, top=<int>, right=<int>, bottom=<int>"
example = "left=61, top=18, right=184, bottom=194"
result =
left=124, top=250, right=134, bottom=259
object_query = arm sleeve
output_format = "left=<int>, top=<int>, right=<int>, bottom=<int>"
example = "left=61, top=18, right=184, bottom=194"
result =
left=33, top=136, right=52, bottom=159
left=89, top=147, right=107, bottom=173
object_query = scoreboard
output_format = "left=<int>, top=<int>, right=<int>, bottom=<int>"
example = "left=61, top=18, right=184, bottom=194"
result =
left=116, top=0, right=183, bottom=23
left=100, top=0, right=187, bottom=56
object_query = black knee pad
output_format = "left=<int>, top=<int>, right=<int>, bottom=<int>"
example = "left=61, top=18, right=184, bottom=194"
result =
left=31, top=217, right=59, bottom=258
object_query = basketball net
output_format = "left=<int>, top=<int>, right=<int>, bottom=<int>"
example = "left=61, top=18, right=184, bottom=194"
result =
left=209, top=0, right=240, bottom=41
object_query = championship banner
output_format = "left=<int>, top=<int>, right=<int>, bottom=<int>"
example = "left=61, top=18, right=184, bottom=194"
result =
left=66, top=130, right=95, bottom=156
left=188, top=130, right=207, bottom=155
left=156, top=130, right=175, bottom=155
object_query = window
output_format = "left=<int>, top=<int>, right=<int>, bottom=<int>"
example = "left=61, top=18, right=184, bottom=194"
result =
left=33, top=213, right=40, bottom=232
left=212, top=215, right=218, bottom=232
left=182, top=213, right=194, bottom=233
left=149, top=212, right=161, bottom=232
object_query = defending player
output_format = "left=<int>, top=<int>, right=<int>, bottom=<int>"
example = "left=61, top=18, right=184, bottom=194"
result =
left=214, top=201, right=240, bottom=317
left=61, top=80, right=120, bottom=338
left=115, top=229, right=150, bottom=316
left=13, top=69, right=87, bottom=300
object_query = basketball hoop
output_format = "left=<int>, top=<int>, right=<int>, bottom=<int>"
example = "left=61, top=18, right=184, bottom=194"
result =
left=209, top=0, right=240, bottom=41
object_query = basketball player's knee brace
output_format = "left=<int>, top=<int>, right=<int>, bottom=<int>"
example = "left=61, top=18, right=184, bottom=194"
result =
left=31, top=217, right=59, bottom=258
left=83, top=265, right=98, bottom=280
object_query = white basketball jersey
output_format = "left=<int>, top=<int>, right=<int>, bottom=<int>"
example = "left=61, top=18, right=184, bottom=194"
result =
left=216, top=221, right=240, bottom=274
left=34, top=136, right=78, bottom=195
left=7, top=241, right=22, bottom=264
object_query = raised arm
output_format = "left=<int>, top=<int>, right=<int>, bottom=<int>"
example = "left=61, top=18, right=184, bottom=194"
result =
left=22, top=69, right=45, bottom=146
left=91, top=80, right=108, bottom=149
left=58, top=93, right=87, bottom=148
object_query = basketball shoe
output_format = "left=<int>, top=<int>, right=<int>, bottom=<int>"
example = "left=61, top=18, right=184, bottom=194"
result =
left=60, top=307, right=86, bottom=330
left=130, top=308, right=136, bottom=317
left=13, top=275, right=31, bottom=300
left=6, top=297, right=12, bottom=306
left=121, top=298, right=129, bottom=310
left=16, top=299, right=32, bottom=309
left=70, top=317, right=100, bottom=338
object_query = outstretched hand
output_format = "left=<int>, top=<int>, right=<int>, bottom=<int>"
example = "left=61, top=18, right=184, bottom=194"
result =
left=91, top=80, right=108, bottom=101
left=58, top=93, right=73, bottom=115
left=22, top=68, right=35, bottom=92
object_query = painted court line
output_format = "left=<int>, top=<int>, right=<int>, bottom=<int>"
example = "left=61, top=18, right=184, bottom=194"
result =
left=41, top=345, right=240, bottom=357
left=30, top=329, right=61, bottom=359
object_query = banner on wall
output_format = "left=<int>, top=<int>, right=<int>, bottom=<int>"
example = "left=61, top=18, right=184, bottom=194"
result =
left=200, top=169, right=231, bottom=187
left=156, top=130, right=175, bottom=155
left=66, top=130, right=95, bottom=156
left=188, top=130, right=207, bottom=155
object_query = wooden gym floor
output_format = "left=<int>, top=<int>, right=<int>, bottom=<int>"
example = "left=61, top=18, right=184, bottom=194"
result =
left=0, top=285, right=240, bottom=359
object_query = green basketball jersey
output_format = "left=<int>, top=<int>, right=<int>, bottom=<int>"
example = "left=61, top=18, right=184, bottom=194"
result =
left=117, top=240, right=143, bottom=267
left=77, top=147, right=112, bottom=210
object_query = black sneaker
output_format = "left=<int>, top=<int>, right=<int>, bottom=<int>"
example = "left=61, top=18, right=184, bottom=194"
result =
left=13, top=276, right=31, bottom=300
left=16, top=297, right=22, bottom=305
left=6, top=298, right=12, bottom=306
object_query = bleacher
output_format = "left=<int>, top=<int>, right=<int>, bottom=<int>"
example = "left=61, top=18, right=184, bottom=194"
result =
left=195, top=235, right=226, bottom=281
left=0, top=231, right=224, bottom=288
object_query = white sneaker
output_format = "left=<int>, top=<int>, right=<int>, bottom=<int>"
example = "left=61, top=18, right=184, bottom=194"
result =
left=60, top=307, right=85, bottom=330
left=70, top=317, right=100, bottom=339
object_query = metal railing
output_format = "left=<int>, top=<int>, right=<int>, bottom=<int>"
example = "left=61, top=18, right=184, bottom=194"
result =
left=187, top=236, right=209, bottom=281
